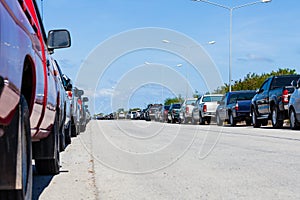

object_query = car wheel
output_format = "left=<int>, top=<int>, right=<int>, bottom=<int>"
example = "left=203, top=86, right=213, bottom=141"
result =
left=206, top=117, right=211, bottom=125
left=271, top=106, right=283, bottom=128
left=229, top=113, right=236, bottom=126
left=199, top=114, right=205, bottom=125
left=245, top=119, right=252, bottom=126
left=216, top=113, right=223, bottom=126
left=0, top=96, right=32, bottom=200
left=290, top=108, right=300, bottom=130
left=252, top=109, right=261, bottom=128
left=191, top=116, right=196, bottom=125
left=35, top=112, right=60, bottom=175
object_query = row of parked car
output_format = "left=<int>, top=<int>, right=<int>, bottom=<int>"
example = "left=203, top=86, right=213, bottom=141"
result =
left=0, top=1, right=90, bottom=199
left=132, top=75, right=300, bottom=130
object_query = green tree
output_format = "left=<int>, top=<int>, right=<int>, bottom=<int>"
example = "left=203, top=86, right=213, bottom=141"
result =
left=214, top=68, right=297, bottom=93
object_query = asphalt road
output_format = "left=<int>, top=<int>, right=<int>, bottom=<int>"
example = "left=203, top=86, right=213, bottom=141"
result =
left=34, top=120, right=300, bottom=200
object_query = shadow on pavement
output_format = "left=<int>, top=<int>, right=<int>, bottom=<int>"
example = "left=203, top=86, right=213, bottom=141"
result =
left=32, top=166, right=54, bottom=200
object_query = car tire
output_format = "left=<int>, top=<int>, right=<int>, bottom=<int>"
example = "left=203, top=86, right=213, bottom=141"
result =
left=35, top=112, right=60, bottom=175
left=199, top=114, right=205, bottom=125
left=271, top=106, right=283, bottom=128
left=216, top=113, right=223, bottom=126
left=206, top=117, right=211, bottom=125
left=252, top=109, right=261, bottom=128
left=229, top=113, right=236, bottom=126
left=290, top=108, right=300, bottom=130
left=0, top=95, right=32, bottom=200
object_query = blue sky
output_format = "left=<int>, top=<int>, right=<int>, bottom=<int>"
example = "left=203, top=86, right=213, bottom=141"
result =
left=40, top=0, right=300, bottom=114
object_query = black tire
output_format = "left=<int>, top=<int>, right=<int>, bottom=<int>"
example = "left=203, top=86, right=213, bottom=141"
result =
left=271, top=106, right=283, bottom=128
left=252, top=109, right=261, bottom=128
left=79, top=124, right=86, bottom=132
left=216, top=113, right=223, bottom=126
left=199, top=114, right=205, bottom=125
left=229, top=113, right=236, bottom=126
left=59, top=123, right=66, bottom=152
left=206, top=117, right=211, bottom=125
left=70, top=118, right=78, bottom=137
left=191, top=116, right=197, bottom=125
left=290, top=108, right=300, bottom=130
left=35, top=112, right=60, bottom=175
left=65, top=121, right=72, bottom=145
left=0, top=95, right=32, bottom=200
left=246, top=119, right=252, bottom=126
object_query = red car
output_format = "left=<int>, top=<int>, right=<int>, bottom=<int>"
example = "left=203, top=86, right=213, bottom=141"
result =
left=0, top=0, right=71, bottom=199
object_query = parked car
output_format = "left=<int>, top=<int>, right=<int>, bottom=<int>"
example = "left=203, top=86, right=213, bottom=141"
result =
left=0, top=0, right=71, bottom=198
left=118, top=111, right=125, bottom=119
left=52, top=59, right=73, bottom=150
left=145, top=104, right=163, bottom=121
left=159, top=105, right=170, bottom=122
left=192, top=94, right=223, bottom=125
left=168, top=103, right=182, bottom=123
left=251, top=75, right=300, bottom=128
left=71, top=87, right=84, bottom=136
left=288, top=78, right=300, bottom=129
left=131, top=111, right=137, bottom=119
left=216, top=90, right=256, bottom=126
left=154, top=105, right=163, bottom=121
left=179, top=98, right=197, bottom=124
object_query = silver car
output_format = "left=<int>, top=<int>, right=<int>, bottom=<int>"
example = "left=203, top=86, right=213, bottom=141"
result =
left=288, top=79, right=300, bottom=129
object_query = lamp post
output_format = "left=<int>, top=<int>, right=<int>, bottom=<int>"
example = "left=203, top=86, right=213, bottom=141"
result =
left=162, top=39, right=215, bottom=97
left=192, top=0, right=271, bottom=92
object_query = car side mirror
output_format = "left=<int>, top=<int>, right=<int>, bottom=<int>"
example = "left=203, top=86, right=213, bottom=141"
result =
left=82, top=97, right=89, bottom=102
left=47, top=29, right=71, bottom=50
left=74, top=89, right=84, bottom=97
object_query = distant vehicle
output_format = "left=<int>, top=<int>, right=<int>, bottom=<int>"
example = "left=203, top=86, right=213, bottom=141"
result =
left=179, top=98, right=197, bottom=124
left=131, top=111, right=137, bottom=119
left=118, top=111, right=125, bottom=119
left=216, top=90, right=256, bottom=126
left=192, top=94, right=223, bottom=125
left=168, top=103, right=182, bottom=123
left=251, top=75, right=300, bottom=128
left=145, top=104, right=162, bottom=121
left=160, top=105, right=170, bottom=122
left=288, top=78, right=300, bottom=129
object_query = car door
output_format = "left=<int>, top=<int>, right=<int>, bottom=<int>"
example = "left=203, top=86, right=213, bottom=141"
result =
left=254, top=78, right=271, bottom=115
left=217, top=94, right=227, bottom=120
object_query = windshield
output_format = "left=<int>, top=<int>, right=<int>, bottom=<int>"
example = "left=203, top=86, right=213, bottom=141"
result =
left=202, top=96, right=223, bottom=102
left=185, top=100, right=196, bottom=105
left=271, top=76, right=300, bottom=89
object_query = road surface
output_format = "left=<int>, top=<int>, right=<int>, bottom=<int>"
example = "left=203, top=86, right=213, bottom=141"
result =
left=34, top=120, right=300, bottom=200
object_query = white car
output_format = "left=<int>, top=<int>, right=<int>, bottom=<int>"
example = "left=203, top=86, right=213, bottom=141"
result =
left=179, top=98, right=197, bottom=124
left=118, top=111, right=125, bottom=119
left=288, top=79, right=300, bottom=129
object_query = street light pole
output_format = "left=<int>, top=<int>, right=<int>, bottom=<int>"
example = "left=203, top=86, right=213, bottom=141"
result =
left=192, top=0, right=272, bottom=92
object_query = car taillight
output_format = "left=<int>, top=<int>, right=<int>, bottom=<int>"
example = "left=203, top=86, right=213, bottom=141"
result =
left=67, top=91, right=72, bottom=99
left=235, top=103, right=239, bottom=111
left=282, top=89, right=289, bottom=103
left=203, top=104, right=207, bottom=112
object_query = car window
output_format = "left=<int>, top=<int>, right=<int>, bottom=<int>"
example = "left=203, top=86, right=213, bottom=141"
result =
left=186, top=100, right=196, bottom=105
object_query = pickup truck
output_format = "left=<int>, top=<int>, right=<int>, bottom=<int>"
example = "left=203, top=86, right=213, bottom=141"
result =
left=191, top=94, right=223, bottom=125
left=216, top=90, right=256, bottom=126
left=179, top=98, right=197, bottom=124
left=251, top=75, right=300, bottom=128
left=0, top=0, right=71, bottom=199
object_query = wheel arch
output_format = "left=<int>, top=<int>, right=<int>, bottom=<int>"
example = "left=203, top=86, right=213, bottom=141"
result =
left=21, top=56, right=36, bottom=115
